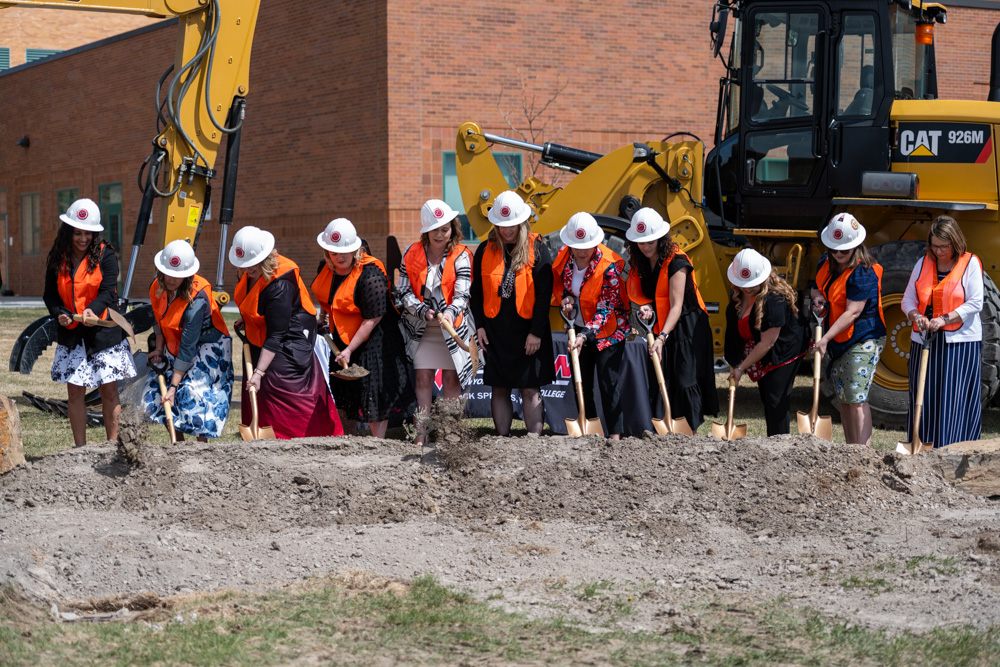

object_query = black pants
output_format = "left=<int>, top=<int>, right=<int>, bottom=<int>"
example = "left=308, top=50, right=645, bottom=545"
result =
left=577, top=338, right=625, bottom=435
left=757, top=358, right=801, bottom=436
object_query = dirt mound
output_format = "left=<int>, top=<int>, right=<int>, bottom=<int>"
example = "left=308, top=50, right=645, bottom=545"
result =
left=1, top=432, right=999, bottom=632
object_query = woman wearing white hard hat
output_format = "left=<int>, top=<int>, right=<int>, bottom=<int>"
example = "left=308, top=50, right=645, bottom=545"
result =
left=43, top=198, right=136, bottom=446
left=397, top=200, right=477, bottom=446
left=901, top=215, right=984, bottom=448
left=553, top=211, right=630, bottom=439
left=230, top=225, right=343, bottom=439
left=724, top=248, right=806, bottom=435
left=140, top=240, right=234, bottom=442
left=625, top=208, right=719, bottom=431
left=470, top=190, right=554, bottom=436
left=812, top=212, right=886, bottom=445
left=311, top=218, right=414, bottom=438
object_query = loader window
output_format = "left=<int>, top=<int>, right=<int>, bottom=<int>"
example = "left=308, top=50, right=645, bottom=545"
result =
left=745, top=128, right=817, bottom=187
left=836, top=13, right=878, bottom=117
left=889, top=4, right=934, bottom=100
left=749, top=11, right=819, bottom=123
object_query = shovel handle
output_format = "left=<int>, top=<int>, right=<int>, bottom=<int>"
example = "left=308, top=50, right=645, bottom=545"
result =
left=437, top=314, right=472, bottom=352
left=157, top=373, right=177, bottom=442
left=567, top=327, right=587, bottom=423
left=323, top=333, right=351, bottom=369
left=72, top=313, right=114, bottom=327
left=646, top=333, right=673, bottom=422
left=726, top=377, right=736, bottom=433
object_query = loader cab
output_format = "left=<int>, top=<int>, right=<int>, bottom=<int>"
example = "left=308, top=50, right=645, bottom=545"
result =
left=706, top=0, right=942, bottom=229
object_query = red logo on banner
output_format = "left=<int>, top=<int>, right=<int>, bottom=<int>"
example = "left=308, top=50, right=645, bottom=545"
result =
left=554, top=353, right=571, bottom=379
left=169, top=256, right=181, bottom=268
left=235, top=247, right=245, bottom=259
left=331, top=231, right=342, bottom=243
left=740, top=267, right=751, bottom=279
left=434, top=369, right=443, bottom=391
left=833, top=229, right=843, bottom=240
left=636, top=221, right=646, bottom=234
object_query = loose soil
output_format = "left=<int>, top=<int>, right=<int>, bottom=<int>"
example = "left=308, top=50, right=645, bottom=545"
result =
left=3, top=414, right=1000, bottom=634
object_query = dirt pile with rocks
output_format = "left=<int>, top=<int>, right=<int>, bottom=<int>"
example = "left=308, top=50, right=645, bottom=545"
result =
left=1, top=431, right=999, bottom=632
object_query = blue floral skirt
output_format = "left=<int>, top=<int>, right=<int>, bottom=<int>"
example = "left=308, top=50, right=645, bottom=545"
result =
left=828, top=336, right=885, bottom=404
left=142, top=336, right=234, bottom=439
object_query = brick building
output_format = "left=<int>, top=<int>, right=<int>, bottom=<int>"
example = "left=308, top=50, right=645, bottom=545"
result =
left=0, top=0, right=997, bottom=298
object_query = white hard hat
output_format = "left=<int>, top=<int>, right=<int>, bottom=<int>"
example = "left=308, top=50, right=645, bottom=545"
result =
left=317, top=218, right=363, bottom=253
left=626, top=207, right=670, bottom=243
left=487, top=190, right=531, bottom=227
left=154, top=240, right=200, bottom=279
left=560, top=212, right=605, bottom=250
left=228, top=225, right=275, bottom=268
left=821, top=212, right=866, bottom=251
left=59, top=198, right=103, bottom=232
left=420, top=199, right=459, bottom=234
left=727, top=248, right=771, bottom=288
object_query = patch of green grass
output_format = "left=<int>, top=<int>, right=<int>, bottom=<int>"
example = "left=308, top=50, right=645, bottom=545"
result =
left=840, top=575, right=894, bottom=595
left=906, top=555, right=960, bottom=577
left=577, top=579, right=614, bottom=601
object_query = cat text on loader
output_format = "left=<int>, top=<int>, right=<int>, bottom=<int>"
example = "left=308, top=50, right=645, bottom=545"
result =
left=2, top=0, right=261, bottom=471
left=456, top=0, right=1000, bottom=430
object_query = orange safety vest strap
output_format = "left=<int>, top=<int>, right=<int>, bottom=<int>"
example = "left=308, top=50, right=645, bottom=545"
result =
left=481, top=234, right=537, bottom=319
left=403, top=243, right=471, bottom=326
left=327, top=254, right=388, bottom=345
left=56, top=242, right=109, bottom=330
left=913, top=252, right=975, bottom=332
left=816, top=258, right=885, bottom=343
left=235, top=255, right=316, bottom=347
left=150, top=275, right=230, bottom=356
left=552, top=245, right=619, bottom=339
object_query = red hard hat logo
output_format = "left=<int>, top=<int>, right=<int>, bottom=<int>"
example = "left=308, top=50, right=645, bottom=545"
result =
left=331, top=231, right=342, bottom=243
left=434, top=208, right=443, bottom=218
left=78, top=209, right=88, bottom=220
left=740, top=268, right=751, bottom=279
left=833, top=229, right=844, bottom=240
left=169, top=256, right=181, bottom=268
left=575, top=228, right=586, bottom=240
left=235, top=247, right=245, bottom=258
left=636, top=222, right=647, bottom=234
left=500, top=206, right=511, bottom=217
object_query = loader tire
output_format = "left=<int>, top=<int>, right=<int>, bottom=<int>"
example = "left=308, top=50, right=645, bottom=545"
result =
left=821, top=241, right=1000, bottom=429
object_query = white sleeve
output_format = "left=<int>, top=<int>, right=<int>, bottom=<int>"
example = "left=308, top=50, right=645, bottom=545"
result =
left=899, top=256, right=924, bottom=317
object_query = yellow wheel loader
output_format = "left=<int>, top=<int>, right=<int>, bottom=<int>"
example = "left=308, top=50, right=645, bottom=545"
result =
left=456, top=0, right=1000, bottom=429
left=5, top=0, right=261, bottom=427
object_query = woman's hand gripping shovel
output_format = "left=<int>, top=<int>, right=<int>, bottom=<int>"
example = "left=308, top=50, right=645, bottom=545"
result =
left=560, top=304, right=604, bottom=437
left=234, top=325, right=276, bottom=441
left=147, top=353, right=178, bottom=444
left=712, top=377, right=748, bottom=441
left=322, top=331, right=370, bottom=381
left=422, top=287, right=480, bottom=375
left=796, top=309, right=833, bottom=440
left=897, top=328, right=936, bottom=456
left=73, top=310, right=136, bottom=346
left=636, top=315, right=692, bottom=435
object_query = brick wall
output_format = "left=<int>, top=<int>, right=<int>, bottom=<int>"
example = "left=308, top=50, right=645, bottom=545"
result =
left=0, top=0, right=996, bottom=298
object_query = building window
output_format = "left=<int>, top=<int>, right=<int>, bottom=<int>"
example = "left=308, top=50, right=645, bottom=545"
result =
left=57, top=188, right=79, bottom=215
left=442, top=151, right=523, bottom=242
left=0, top=48, right=9, bottom=71
left=25, top=48, right=60, bottom=64
left=21, top=193, right=41, bottom=256
left=0, top=190, right=8, bottom=291
left=98, top=183, right=123, bottom=251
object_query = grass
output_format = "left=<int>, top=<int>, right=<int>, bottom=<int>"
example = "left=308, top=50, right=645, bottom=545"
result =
left=3, top=577, right=1000, bottom=666
left=5, top=306, right=1000, bottom=457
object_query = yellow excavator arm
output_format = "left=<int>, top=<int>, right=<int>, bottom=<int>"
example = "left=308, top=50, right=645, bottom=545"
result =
left=0, top=0, right=261, bottom=304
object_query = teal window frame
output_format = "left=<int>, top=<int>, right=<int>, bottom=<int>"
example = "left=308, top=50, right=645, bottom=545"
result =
left=442, top=151, right=523, bottom=242
left=57, top=188, right=79, bottom=215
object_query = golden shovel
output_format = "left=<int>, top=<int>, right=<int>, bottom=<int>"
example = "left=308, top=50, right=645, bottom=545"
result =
left=897, top=329, right=935, bottom=456
left=73, top=309, right=136, bottom=346
left=637, top=317, right=692, bottom=434
left=712, top=377, right=747, bottom=441
left=148, top=356, right=178, bottom=444
left=323, top=333, right=370, bottom=381
left=796, top=317, right=833, bottom=440
left=239, top=342, right=276, bottom=441
left=422, top=288, right=480, bottom=375
left=561, top=308, right=603, bottom=437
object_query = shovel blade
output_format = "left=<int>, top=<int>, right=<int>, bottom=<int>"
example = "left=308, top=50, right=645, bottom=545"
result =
left=584, top=418, right=604, bottom=437
left=730, top=424, right=748, bottom=440
left=256, top=425, right=277, bottom=440
left=796, top=412, right=834, bottom=440
left=565, top=418, right=584, bottom=437
left=652, top=418, right=669, bottom=435
left=239, top=423, right=255, bottom=442
left=710, top=421, right=729, bottom=440
left=711, top=421, right=747, bottom=441
left=896, top=439, right=932, bottom=456
left=107, top=309, right=136, bottom=345
left=653, top=417, right=694, bottom=436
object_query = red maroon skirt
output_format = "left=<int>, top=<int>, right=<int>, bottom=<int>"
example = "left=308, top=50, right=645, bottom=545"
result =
left=241, top=352, right=343, bottom=439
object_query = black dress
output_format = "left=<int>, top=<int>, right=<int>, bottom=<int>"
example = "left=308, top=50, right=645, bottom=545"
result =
left=471, top=237, right=555, bottom=388
left=328, top=262, right=415, bottom=423
left=638, top=254, right=719, bottom=429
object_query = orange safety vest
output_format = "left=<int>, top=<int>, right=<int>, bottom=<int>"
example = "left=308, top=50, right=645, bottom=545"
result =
left=551, top=244, right=623, bottom=339
left=149, top=275, right=230, bottom=356
left=311, top=254, right=387, bottom=345
left=481, top=233, right=538, bottom=320
left=234, top=255, right=317, bottom=347
left=56, top=242, right=110, bottom=330
left=913, top=252, right=976, bottom=332
left=625, top=251, right=708, bottom=335
left=815, top=257, right=885, bottom=343
left=403, top=243, right=471, bottom=327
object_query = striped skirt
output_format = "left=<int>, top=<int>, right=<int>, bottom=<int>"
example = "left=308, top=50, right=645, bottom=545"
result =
left=906, top=338, right=982, bottom=449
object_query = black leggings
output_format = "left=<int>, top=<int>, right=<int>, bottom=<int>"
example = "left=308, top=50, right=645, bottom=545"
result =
left=757, top=358, right=801, bottom=436
left=577, top=338, right=625, bottom=435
